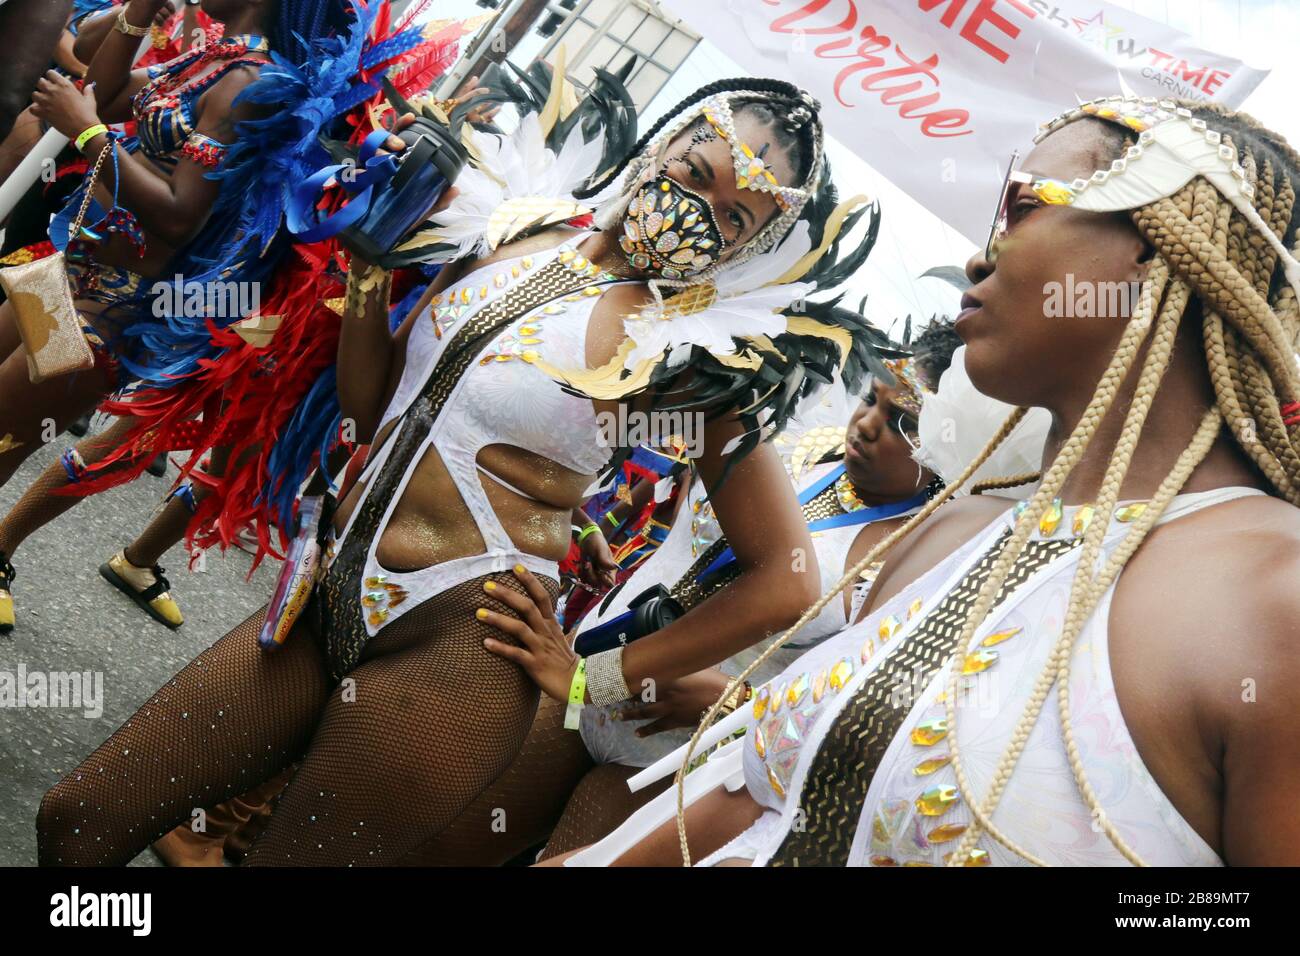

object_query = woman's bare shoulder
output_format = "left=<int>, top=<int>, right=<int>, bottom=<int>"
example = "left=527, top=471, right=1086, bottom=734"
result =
left=1121, top=492, right=1300, bottom=644
left=471, top=225, right=586, bottom=272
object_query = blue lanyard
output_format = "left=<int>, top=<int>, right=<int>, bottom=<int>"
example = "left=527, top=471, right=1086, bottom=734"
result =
left=696, top=465, right=927, bottom=583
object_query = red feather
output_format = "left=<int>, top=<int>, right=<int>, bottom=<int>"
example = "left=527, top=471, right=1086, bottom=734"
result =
left=59, top=243, right=347, bottom=573
left=389, top=36, right=460, bottom=98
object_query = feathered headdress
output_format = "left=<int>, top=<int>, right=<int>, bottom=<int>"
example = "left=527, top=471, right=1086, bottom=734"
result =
left=382, top=50, right=638, bottom=267
left=534, top=176, right=902, bottom=481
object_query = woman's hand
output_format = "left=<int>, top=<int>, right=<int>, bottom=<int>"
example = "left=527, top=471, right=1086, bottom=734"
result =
left=30, top=71, right=101, bottom=140
left=127, top=0, right=176, bottom=22
left=617, top=669, right=732, bottom=736
left=452, top=74, right=502, bottom=127
left=578, top=529, right=619, bottom=591
left=153, top=2, right=180, bottom=28
left=480, top=566, right=580, bottom=704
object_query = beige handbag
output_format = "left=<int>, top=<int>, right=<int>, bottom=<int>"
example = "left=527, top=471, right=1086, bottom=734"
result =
left=0, top=143, right=112, bottom=384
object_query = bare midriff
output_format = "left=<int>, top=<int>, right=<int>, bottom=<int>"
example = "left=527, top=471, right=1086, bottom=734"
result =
left=332, top=418, right=594, bottom=573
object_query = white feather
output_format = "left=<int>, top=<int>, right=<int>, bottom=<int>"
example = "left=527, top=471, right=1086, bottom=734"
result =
left=914, top=346, right=1051, bottom=499
left=425, top=115, right=602, bottom=260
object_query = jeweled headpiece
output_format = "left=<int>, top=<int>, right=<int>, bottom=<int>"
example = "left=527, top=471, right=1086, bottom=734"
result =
left=1018, top=95, right=1300, bottom=300
left=610, top=88, right=825, bottom=295
left=882, top=356, right=926, bottom=417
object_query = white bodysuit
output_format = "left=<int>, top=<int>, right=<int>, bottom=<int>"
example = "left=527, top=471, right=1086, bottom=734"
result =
left=569, top=487, right=1261, bottom=866
left=326, top=235, right=621, bottom=636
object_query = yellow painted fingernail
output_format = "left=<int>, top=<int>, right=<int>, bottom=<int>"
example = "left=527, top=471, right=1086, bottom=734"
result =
left=475, top=608, right=488, bottom=621
left=514, top=564, right=526, bottom=575
left=484, top=581, right=496, bottom=592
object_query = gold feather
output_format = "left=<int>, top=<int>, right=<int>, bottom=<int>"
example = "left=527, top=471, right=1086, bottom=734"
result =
left=538, top=45, right=569, bottom=140
left=391, top=228, right=447, bottom=254
left=232, top=314, right=283, bottom=348
left=528, top=339, right=662, bottom=400
left=485, top=197, right=590, bottom=251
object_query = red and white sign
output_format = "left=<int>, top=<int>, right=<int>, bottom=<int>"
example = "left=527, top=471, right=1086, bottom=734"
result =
left=660, top=0, right=1269, bottom=244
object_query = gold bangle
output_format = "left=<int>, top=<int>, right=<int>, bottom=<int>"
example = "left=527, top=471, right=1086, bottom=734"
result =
left=115, top=7, right=152, bottom=38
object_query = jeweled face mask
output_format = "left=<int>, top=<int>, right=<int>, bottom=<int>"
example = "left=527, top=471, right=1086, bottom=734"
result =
left=620, top=175, right=725, bottom=280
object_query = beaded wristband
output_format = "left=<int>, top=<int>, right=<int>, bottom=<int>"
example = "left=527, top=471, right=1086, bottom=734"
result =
left=576, top=524, right=601, bottom=545
left=586, top=647, right=631, bottom=706
left=75, top=124, right=109, bottom=153
left=564, top=657, right=587, bottom=730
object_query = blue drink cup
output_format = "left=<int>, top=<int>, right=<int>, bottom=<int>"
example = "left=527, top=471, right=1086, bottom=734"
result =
left=340, top=116, right=467, bottom=266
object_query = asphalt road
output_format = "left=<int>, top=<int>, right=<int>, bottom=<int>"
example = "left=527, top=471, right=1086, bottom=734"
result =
left=0, top=417, right=277, bottom=866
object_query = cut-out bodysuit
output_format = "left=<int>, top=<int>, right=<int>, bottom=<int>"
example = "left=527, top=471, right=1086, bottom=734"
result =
left=319, top=235, right=627, bottom=676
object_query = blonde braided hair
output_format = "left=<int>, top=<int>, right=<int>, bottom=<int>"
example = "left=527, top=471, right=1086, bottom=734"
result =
left=969, top=472, right=1041, bottom=495
left=672, top=100, right=1300, bottom=867
left=943, top=104, right=1300, bottom=866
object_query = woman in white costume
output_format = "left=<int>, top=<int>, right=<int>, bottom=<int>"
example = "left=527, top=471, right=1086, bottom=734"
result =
left=409, top=320, right=1044, bottom=864
left=491, top=97, right=1300, bottom=867
left=38, top=72, right=899, bottom=866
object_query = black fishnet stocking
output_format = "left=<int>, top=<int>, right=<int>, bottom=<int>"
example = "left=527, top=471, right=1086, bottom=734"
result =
left=0, top=417, right=136, bottom=558
left=38, top=571, right=559, bottom=866
left=539, top=763, right=671, bottom=860
left=398, top=694, right=592, bottom=866
left=124, top=493, right=200, bottom=569
left=36, top=605, right=330, bottom=865
left=240, top=573, right=557, bottom=866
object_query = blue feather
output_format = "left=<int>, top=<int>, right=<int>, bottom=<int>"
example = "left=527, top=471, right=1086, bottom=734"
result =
left=262, top=368, right=343, bottom=529
left=112, top=3, right=427, bottom=391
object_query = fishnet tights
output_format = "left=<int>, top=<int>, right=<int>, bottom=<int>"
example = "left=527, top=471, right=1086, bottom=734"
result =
left=540, top=764, right=671, bottom=860
left=398, top=695, right=591, bottom=866
left=125, top=493, right=198, bottom=569
left=37, top=605, right=328, bottom=865
left=37, top=572, right=557, bottom=866
left=399, top=702, right=671, bottom=865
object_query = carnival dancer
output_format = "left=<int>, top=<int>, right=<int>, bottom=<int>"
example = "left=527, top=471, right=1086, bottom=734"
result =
left=425, top=319, right=1047, bottom=864
left=545, top=98, right=1300, bottom=867
left=37, top=74, right=894, bottom=865
left=0, top=0, right=458, bottom=629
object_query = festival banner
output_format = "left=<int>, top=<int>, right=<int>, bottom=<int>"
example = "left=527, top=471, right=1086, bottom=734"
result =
left=659, top=0, right=1270, bottom=244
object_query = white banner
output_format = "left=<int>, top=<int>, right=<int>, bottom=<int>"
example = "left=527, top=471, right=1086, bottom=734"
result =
left=659, top=0, right=1269, bottom=245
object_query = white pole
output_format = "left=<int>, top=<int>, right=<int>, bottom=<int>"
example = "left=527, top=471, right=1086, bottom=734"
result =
left=0, top=127, right=68, bottom=224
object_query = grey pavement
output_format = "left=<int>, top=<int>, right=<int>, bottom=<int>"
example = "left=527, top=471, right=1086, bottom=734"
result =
left=0, top=417, right=276, bottom=866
